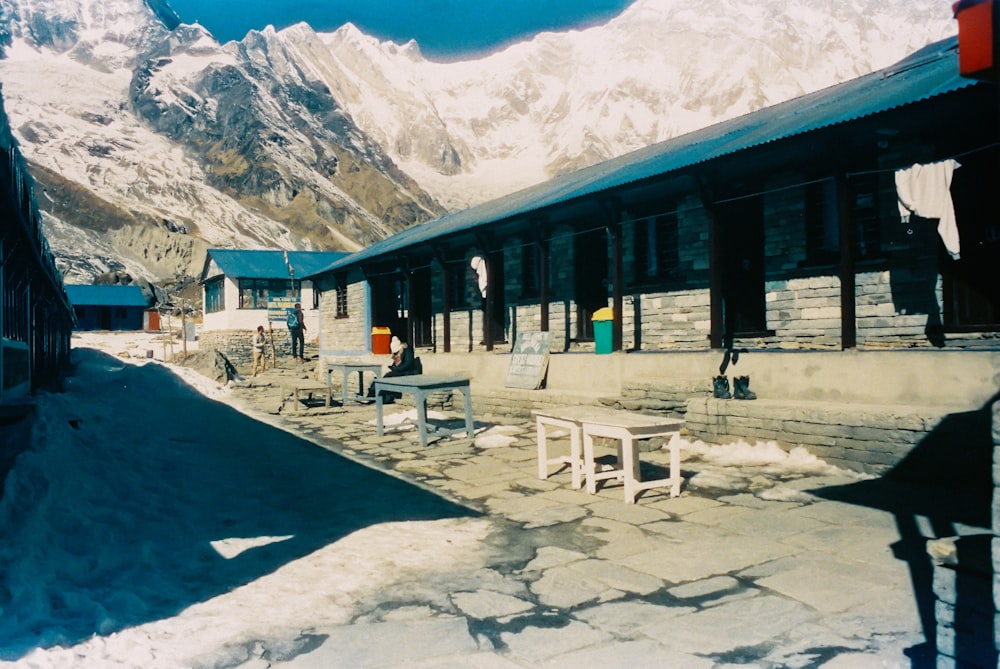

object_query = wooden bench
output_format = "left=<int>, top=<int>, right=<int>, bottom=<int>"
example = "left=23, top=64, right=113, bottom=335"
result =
left=533, top=405, right=683, bottom=503
left=281, top=379, right=333, bottom=413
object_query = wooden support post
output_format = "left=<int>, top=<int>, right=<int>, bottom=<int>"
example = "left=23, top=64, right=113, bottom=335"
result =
left=836, top=175, right=857, bottom=349
left=698, top=177, right=724, bottom=349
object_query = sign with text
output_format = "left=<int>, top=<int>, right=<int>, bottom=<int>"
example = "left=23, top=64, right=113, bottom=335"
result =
left=505, top=331, right=551, bottom=390
left=267, top=297, right=298, bottom=323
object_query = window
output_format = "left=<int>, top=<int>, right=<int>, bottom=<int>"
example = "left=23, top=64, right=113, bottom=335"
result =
left=238, top=279, right=298, bottom=309
left=204, top=277, right=225, bottom=313
left=851, top=173, right=885, bottom=259
left=335, top=275, right=348, bottom=318
left=521, top=244, right=540, bottom=298
left=805, top=180, right=839, bottom=264
left=447, top=260, right=468, bottom=308
left=633, top=213, right=679, bottom=284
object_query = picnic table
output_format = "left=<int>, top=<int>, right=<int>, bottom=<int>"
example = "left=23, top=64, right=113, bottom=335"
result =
left=326, top=361, right=382, bottom=406
left=373, top=375, right=475, bottom=446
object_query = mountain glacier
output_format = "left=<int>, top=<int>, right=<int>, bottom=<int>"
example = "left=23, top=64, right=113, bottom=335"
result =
left=0, top=0, right=955, bottom=286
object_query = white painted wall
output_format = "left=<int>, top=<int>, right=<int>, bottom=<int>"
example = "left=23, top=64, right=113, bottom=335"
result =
left=201, top=277, right=321, bottom=335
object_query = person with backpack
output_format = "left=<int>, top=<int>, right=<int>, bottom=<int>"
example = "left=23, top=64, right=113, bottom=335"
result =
left=287, top=303, right=306, bottom=362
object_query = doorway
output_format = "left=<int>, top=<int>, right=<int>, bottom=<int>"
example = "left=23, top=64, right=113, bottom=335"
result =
left=574, top=228, right=609, bottom=341
left=718, top=197, right=766, bottom=336
left=409, top=267, right=433, bottom=348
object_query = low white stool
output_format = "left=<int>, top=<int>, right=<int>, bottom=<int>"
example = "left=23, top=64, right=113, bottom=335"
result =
left=581, top=414, right=683, bottom=503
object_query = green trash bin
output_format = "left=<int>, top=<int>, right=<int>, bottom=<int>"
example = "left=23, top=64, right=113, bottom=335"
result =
left=592, top=307, right=614, bottom=354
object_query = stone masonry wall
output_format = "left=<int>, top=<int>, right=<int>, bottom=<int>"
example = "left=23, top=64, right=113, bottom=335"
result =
left=684, top=397, right=952, bottom=475
left=321, top=278, right=369, bottom=354
left=200, top=328, right=292, bottom=368
left=765, top=276, right=842, bottom=348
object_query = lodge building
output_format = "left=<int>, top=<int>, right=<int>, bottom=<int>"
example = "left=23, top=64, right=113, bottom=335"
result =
left=309, top=38, right=997, bottom=379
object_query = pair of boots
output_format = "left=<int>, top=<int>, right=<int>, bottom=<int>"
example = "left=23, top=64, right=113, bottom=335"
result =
left=712, top=375, right=756, bottom=400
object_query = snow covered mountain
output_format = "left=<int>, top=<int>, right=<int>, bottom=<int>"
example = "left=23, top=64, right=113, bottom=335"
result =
left=0, top=0, right=955, bottom=286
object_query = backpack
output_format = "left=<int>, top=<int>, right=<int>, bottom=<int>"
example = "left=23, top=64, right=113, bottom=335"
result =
left=286, top=309, right=299, bottom=329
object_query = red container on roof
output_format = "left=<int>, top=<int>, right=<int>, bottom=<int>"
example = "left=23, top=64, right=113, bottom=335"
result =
left=954, top=0, right=997, bottom=80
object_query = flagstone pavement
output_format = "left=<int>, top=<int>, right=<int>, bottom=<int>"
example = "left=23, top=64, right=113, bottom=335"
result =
left=220, top=364, right=967, bottom=669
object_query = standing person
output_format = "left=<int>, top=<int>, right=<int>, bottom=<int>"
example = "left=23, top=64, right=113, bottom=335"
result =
left=251, top=325, right=267, bottom=376
left=287, top=302, right=306, bottom=362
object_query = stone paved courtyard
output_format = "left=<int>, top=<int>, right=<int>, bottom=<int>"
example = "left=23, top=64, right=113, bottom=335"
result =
left=212, top=360, right=979, bottom=668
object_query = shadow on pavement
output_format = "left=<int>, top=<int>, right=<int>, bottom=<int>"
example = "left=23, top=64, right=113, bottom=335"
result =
left=0, top=350, right=478, bottom=660
left=809, top=391, right=998, bottom=669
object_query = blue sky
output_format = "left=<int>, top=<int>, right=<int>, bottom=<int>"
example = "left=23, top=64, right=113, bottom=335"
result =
left=165, top=0, right=635, bottom=60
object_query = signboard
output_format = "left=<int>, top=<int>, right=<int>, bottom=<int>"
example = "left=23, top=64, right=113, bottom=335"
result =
left=505, top=331, right=551, bottom=390
left=267, top=297, right=298, bottom=323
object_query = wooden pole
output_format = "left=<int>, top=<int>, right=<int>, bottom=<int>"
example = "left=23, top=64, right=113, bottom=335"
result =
left=181, top=302, right=188, bottom=358
left=268, top=322, right=276, bottom=370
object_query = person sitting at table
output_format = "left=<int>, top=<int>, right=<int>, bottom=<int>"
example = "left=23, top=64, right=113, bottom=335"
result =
left=368, top=336, right=419, bottom=403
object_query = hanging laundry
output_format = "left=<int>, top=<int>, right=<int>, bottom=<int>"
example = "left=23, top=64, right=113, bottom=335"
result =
left=895, top=159, right=961, bottom=260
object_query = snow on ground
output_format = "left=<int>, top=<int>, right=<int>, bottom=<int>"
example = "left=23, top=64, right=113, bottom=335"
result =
left=0, top=334, right=489, bottom=668
left=0, top=332, right=866, bottom=667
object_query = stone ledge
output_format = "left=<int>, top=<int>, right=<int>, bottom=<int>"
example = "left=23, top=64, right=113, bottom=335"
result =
left=684, top=396, right=956, bottom=474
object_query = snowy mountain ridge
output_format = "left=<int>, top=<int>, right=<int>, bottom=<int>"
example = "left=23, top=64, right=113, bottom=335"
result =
left=0, top=0, right=955, bottom=286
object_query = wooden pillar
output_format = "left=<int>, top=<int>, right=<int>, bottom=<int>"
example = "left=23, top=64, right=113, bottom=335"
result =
left=434, top=248, right=451, bottom=353
left=836, top=175, right=857, bottom=349
left=539, top=235, right=550, bottom=332
left=609, top=222, right=624, bottom=351
left=698, top=178, right=725, bottom=349
left=476, top=234, right=494, bottom=351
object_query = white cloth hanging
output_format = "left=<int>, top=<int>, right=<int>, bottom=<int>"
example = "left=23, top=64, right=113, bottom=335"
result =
left=470, top=256, right=488, bottom=298
left=895, top=159, right=961, bottom=260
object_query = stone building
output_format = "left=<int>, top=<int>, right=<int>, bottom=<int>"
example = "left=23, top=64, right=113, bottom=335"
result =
left=307, top=36, right=1000, bottom=666
left=311, top=38, right=996, bottom=362
left=198, top=249, right=347, bottom=365
left=308, top=37, right=999, bottom=473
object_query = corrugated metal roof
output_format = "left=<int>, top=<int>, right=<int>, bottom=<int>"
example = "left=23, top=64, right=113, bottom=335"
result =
left=206, top=249, right=350, bottom=280
left=311, top=37, right=977, bottom=277
left=66, top=284, right=148, bottom=307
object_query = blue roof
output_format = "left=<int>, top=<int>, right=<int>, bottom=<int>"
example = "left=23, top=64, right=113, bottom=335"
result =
left=311, top=37, right=978, bottom=277
left=65, top=284, right=148, bottom=308
left=205, top=249, right=350, bottom=280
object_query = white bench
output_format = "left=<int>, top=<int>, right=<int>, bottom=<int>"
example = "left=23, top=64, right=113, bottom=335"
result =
left=534, top=405, right=625, bottom=489
left=533, top=405, right=683, bottom=503
left=581, top=412, right=683, bottom=504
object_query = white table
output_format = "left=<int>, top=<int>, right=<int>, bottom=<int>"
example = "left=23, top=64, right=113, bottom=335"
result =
left=533, top=405, right=633, bottom=490
left=581, top=412, right=683, bottom=503
left=373, top=375, right=475, bottom=446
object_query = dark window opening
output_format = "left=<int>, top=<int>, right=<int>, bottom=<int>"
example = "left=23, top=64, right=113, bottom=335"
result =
left=334, top=275, right=348, bottom=318
left=238, top=279, right=298, bottom=309
left=204, top=277, right=224, bottom=313
left=521, top=244, right=540, bottom=298
left=633, top=213, right=680, bottom=285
